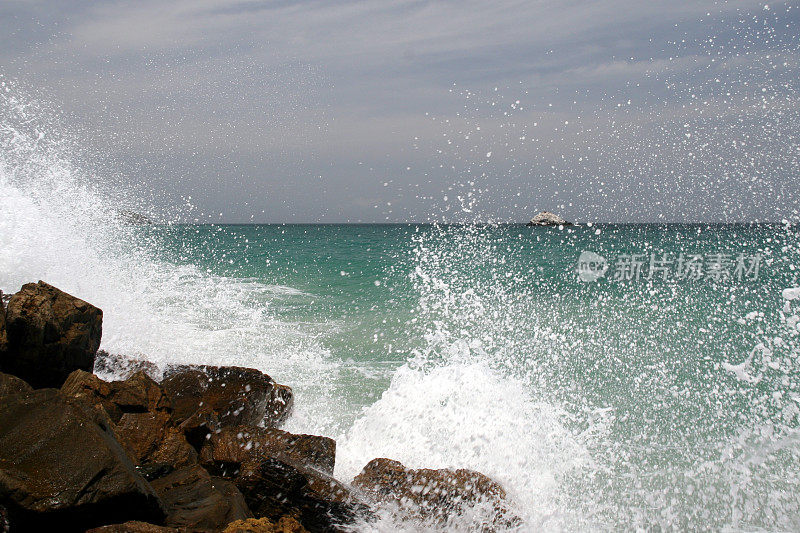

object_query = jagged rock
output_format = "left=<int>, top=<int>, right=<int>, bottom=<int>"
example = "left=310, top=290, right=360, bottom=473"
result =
left=87, top=522, right=182, bottom=533
left=195, top=422, right=358, bottom=531
left=0, top=290, right=7, bottom=355
left=0, top=372, right=32, bottom=400
left=149, top=465, right=251, bottom=531
left=1, top=281, right=102, bottom=388
left=226, top=458, right=368, bottom=533
left=527, top=211, right=571, bottom=227
left=94, top=350, right=161, bottom=381
left=200, top=426, right=336, bottom=476
left=61, top=369, right=171, bottom=423
left=179, top=407, right=222, bottom=450
left=0, top=503, right=9, bottom=533
left=116, top=412, right=197, bottom=471
left=352, top=458, right=519, bottom=530
left=0, top=389, right=165, bottom=531
left=223, top=516, right=308, bottom=533
left=161, top=366, right=293, bottom=429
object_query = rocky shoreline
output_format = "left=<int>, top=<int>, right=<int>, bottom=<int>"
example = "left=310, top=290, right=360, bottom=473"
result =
left=0, top=281, right=517, bottom=532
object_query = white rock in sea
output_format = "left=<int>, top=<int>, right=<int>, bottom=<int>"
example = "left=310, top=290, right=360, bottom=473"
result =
left=527, top=211, right=571, bottom=226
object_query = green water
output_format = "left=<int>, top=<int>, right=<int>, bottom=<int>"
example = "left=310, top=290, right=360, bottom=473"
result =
left=124, top=223, right=800, bottom=529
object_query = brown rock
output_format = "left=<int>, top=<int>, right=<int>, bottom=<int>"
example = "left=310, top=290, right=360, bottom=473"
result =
left=352, top=458, right=519, bottom=529
left=94, top=350, right=161, bottom=381
left=0, top=371, right=32, bottom=400
left=200, top=426, right=336, bottom=476
left=150, top=465, right=251, bottom=531
left=86, top=522, right=183, bottom=532
left=222, top=516, right=308, bottom=533
left=0, top=389, right=165, bottom=531
left=61, top=369, right=171, bottom=423
left=225, top=458, right=369, bottom=533
left=1, top=281, right=102, bottom=388
left=161, top=366, right=293, bottom=429
left=115, top=412, right=197, bottom=471
left=179, top=407, right=222, bottom=450
left=0, top=290, right=7, bottom=355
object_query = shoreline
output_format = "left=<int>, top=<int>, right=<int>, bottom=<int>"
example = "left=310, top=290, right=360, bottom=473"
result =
left=0, top=280, right=518, bottom=532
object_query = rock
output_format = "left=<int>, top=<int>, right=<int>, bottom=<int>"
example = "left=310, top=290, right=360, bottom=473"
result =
left=116, top=412, right=197, bottom=471
left=161, top=366, right=293, bottom=429
left=0, top=372, right=32, bottom=400
left=223, top=516, right=308, bottom=533
left=1, top=281, right=102, bottom=388
left=61, top=369, right=171, bottom=423
left=527, top=211, right=571, bottom=227
left=179, top=407, right=222, bottom=450
left=149, top=465, right=251, bottom=531
left=229, top=458, right=368, bottom=533
left=0, top=290, right=7, bottom=355
left=197, top=423, right=356, bottom=531
left=86, top=522, right=182, bottom=533
left=0, top=389, right=165, bottom=531
left=94, top=350, right=161, bottom=381
left=352, top=458, right=519, bottom=529
left=200, top=426, right=336, bottom=476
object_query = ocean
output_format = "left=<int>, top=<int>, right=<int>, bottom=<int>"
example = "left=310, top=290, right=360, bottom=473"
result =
left=2, top=89, right=800, bottom=531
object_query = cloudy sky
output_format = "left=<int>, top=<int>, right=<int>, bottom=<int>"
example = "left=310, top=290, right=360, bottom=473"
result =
left=1, top=0, right=798, bottom=222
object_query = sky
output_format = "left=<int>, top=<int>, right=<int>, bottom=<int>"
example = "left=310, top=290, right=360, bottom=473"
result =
left=1, top=0, right=798, bottom=223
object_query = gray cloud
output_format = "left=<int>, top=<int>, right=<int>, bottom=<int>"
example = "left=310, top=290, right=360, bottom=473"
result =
left=1, top=0, right=798, bottom=222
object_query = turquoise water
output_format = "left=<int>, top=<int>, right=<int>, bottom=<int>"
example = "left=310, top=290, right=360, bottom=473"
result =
left=124, top=222, right=800, bottom=529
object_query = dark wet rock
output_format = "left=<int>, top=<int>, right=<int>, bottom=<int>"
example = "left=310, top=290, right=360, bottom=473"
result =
left=116, top=412, right=197, bottom=471
left=61, top=369, right=171, bottom=423
left=179, top=407, right=222, bottom=450
left=227, top=458, right=368, bottom=533
left=352, top=458, right=519, bottom=529
left=1, top=281, right=102, bottom=388
left=86, top=522, right=182, bottom=532
left=94, top=350, right=161, bottom=381
left=0, top=290, right=7, bottom=356
left=0, top=389, right=165, bottom=532
left=0, top=371, right=32, bottom=400
left=136, top=463, right=177, bottom=483
left=161, top=365, right=293, bottom=429
left=200, top=426, right=336, bottom=476
left=527, top=211, right=571, bottom=226
left=150, top=465, right=251, bottom=531
left=0, top=504, right=9, bottom=533
left=222, top=516, right=308, bottom=532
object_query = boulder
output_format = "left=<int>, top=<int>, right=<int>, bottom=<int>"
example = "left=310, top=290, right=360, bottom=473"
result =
left=149, top=465, right=251, bottom=531
left=94, top=350, right=161, bottom=381
left=0, top=290, right=6, bottom=355
left=223, top=516, right=308, bottom=533
left=87, top=522, right=182, bottom=533
left=61, top=369, right=171, bottom=423
left=229, top=458, right=368, bottom=533
left=200, top=426, right=336, bottom=476
left=1, top=281, right=102, bottom=388
left=0, top=372, right=32, bottom=401
left=179, top=407, right=222, bottom=450
left=115, top=412, right=197, bottom=471
left=352, top=458, right=519, bottom=529
left=527, top=211, right=571, bottom=227
left=196, top=423, right=357, bottom=531
left=0, top=389, right=165, bottom=531
left=161, top=366, right=293, bottom=429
